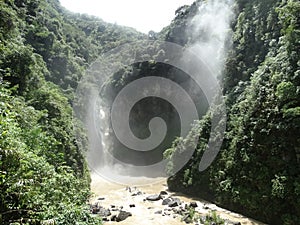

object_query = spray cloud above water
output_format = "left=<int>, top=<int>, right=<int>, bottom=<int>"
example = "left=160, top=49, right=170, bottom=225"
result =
left=73, top=0, right=234, bottom=185
left=187, top=0, right=234, bottom=77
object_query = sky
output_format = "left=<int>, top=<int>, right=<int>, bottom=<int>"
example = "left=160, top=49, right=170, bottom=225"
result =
left=59, top=0, right=195, bottom=33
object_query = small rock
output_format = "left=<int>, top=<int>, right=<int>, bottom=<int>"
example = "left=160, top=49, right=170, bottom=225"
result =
left=146, top=194, right=161, bottom=201
left=102, top=217, right=109, bottom=222
left=168, top=198, right=181, bottom=207
left=131, top=191, right=143, bottom=196
left=125, top=186, right=132, bottom=192
left=182, top=214, right=191, bottom=223
left=116, top=211, right=132, bottom=222
left=203, top=205, right=210, bottom=210
left=189, top=202, right=198, bottom=208
left=110, top=215, right=117, bottom=221
left=162, top=198, right=172, bottom=205
left=91, top=203, right=100, bottom=214
left=160, top=190, right=168, bottom=196
left=154, top=210, right=162, bottom=214
left=168, top=201, right=179, bottom=207
left=129, top=204, right=135, bottom=208
left=98, top=207, right=111, bottom=217
left=97, top=197, right=105, bottom=200
left=233, top=222, right=241, bottom=225
left=110, top=205, right=116, bottom=208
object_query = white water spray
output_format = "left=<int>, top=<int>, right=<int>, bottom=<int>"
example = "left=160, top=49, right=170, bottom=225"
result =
left=76, top=0, right=234, bottom=185
left=187, top=0, right=234, bottom=77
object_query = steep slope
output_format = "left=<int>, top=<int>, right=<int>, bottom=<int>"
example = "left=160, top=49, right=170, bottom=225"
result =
left=165, top=0, right=300, bottom=224
left=0, top=0, right=144, bottom=224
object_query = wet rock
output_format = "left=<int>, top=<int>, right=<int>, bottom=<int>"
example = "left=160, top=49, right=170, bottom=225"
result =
left=110, top=215, right=117, bottom=221
left=164, top=211, right=171, bottom=216
left=182, top=214, right=192, bottom=223
left=131, top=191, right=143, bottom=196
left=154, top=210, right=162, bottom=214
left=189, top=202, right=198, bottom=208
left=125, top=186, right=132, bottom=192
left=162, top=198, right=172, bottom=205
left=203, top=205, right=210, bottom=210
left=146, top=194, right=161, bottom=201
left=98, top=207, right=111, bottom=217
left=91, top=203, right=100, bottom=214
left=116, top=210, right=132, bottom=222
left=129, top=204, right=135, bottom=208
left=168, top=198, right=181, bottom=207
left=160, top=190, right=168, bottom=196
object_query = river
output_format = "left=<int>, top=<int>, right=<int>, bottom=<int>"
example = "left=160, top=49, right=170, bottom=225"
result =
left=90, top=173, right=266, bottom=225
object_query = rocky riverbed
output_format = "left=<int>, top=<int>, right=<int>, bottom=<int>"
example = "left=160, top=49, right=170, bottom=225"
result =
left=90, top=174, right=266, bottom=225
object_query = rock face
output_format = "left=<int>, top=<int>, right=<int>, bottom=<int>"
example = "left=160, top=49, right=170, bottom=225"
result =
left=146, top=194, right=162, bottom=201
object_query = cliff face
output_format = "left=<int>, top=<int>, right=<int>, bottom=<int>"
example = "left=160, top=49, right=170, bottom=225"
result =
left=165, top=0, right=300, bottom=224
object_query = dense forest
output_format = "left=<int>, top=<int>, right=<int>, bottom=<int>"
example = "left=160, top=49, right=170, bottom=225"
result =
left=0, top=0, right=299, bottom=225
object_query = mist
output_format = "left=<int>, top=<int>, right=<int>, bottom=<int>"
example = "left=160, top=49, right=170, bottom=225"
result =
left=187, top=0, right=235, bottom=77
left=86, top=0, right=235, bottom=184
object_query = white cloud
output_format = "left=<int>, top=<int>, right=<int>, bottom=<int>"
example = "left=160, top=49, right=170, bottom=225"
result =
left=59, top=0, right=195, bottom=33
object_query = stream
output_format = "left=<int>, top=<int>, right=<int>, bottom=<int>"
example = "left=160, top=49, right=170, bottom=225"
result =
left=90, top=173, right=266, bottom=225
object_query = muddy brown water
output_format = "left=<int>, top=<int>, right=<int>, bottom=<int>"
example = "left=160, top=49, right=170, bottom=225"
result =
left=90, top=173, right=266, bottom=225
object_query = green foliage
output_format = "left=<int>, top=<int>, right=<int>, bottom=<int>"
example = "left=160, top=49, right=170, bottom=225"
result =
left=0, top=84, right=101, bottom=224
left=166, top=0, right=300, bottom=224
left=0, top=0, right=143, bottom=224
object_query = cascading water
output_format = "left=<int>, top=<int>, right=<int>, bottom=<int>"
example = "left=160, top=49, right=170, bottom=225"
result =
left=74, top=0, right=234, bottom=186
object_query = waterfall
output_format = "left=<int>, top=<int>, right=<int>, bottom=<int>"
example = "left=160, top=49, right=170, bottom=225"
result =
left=75, top=0, right=234, bottom=185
